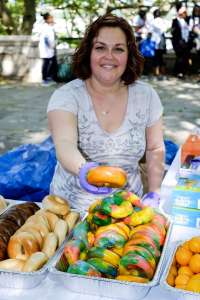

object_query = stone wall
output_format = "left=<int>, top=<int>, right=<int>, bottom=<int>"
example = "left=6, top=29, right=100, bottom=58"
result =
left=0, top=36, right=199, bottom=82
left=0, top=36, right=73, bottom=83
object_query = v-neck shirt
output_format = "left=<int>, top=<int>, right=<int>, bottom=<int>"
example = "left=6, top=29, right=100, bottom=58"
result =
left=47, top=79, right=163, bottom=211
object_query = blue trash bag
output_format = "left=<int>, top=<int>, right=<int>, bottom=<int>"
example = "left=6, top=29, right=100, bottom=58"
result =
left=0, top=136, right=57, bottom=202
left=139, top=38, right=156, bottom=58
left=164, top=140, right=179, bottom=165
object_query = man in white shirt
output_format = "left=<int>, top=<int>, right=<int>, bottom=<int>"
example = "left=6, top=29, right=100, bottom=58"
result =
left=39, top=13, right=58, bottom=84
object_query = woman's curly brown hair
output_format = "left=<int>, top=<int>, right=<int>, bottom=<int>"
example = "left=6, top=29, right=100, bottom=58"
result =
left=72, top=14, right=144, bottom=85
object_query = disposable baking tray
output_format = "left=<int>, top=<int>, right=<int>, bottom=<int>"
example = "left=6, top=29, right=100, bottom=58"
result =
left=48, top=215, right=173, bottom=300
left=160, top=240, right=200, bottom=300
left=0, top=197, right=14, bottom=215
left=0, top=201, right=81, bottom=289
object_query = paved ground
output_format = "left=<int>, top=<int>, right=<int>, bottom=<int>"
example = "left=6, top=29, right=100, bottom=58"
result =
left=0, top=76, right=199, bottom=155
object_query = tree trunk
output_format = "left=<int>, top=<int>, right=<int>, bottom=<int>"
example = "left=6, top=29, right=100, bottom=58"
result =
left=0, top=0, right=16, bottom=34
left=21, top=0, right=36, bottom=34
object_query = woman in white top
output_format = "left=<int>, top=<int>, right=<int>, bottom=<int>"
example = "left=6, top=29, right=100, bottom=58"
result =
left=47, top=14, right=165, bottom=211
left=39, top=13, right=57, bottom=84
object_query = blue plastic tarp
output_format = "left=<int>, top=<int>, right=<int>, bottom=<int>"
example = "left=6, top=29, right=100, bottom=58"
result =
left=0, top=137, right=178, bottom=201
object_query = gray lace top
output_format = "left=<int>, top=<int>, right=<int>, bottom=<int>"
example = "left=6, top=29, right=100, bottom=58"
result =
left=47, top=79, right=163, bottom=211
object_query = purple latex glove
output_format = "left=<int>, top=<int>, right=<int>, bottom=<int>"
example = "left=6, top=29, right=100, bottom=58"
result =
left=191, top=156, right=200, bottom=170
left=79, top=162, right=112, bottom=194
left=142, top=192, right=160, bottom=208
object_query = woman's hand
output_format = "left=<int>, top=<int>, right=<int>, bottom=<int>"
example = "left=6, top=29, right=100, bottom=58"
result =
left=79, top=162, right=112, bottom=194
left=142, top=192, right=160, bottom=208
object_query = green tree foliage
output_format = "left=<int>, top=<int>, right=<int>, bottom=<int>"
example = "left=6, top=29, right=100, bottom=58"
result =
left=0, top=0, right=197, bottom=35
left=0, top=0, right=39, bottom=34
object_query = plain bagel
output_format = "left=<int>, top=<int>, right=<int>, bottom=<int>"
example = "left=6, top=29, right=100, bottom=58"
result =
left=42, top=195, right=70, bottom=216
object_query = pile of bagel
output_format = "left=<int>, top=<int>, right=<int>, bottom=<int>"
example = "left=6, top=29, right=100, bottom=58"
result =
left=61, top=191, right=169, bottom=283
left=0, top=195, right=80, bottom=273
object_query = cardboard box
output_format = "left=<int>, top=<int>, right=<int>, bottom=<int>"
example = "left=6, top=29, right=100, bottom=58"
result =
left=171, top=190, right=200, bottom=209
left=171, top=206, right=200, bottom=228
left=170, top=173, right=200, bottom=209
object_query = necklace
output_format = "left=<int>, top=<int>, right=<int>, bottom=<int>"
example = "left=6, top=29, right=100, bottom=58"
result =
left=101, top=110, right=110, bottom=116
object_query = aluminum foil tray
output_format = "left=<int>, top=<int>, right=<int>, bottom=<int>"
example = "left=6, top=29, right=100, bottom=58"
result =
left=0, top=198, right=15, bottom=215
left=0, top=202, right=81, bottom=289
left=160, top=240, right=200, bottom=300
left=49, top=216, right=173, bottom=300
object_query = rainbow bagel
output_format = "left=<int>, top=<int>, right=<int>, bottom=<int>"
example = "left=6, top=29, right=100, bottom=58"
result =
left=94, top=230, right=127, bottom=249
left=132, top=223, right=166, bottom=246
left=72, top=220, right=90, bottom=247
left=122, top=245, right=156, bottom=270
left=152, top=213, right=168, bottom=229
left=150, top=221, right=166, bottom=246
left=95, top=223, right=128, bottom=240
left=88, top=247, right=120, bottom=267
left=100, top=195, right=133, bottom=219
left=130, top=228, right=161, bottom=250
left=119, top=253, right=154, bottom=279
left=111, top=246, right=124, bottom=257
left=87, top=166, right=127, bottom=188
left=87, top=258, right=118, bottom=278
left=64, top=239, right=86, bottom=265
left=67, top=260, right=101, bottom=277
left=89, top=199, right=102, bottom=213
left=124, top=237, right=160, bottom=260
left=92, top=211, right=112, bottom=226
left=123, top=207, right=154, bottom=227
left=115, top=191, right=143, bottom=208
left=118, top=264, right=147, bottom=277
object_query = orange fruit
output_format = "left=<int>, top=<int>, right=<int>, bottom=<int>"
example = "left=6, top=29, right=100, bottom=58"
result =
left=169, top=265, right=177, bottom=276
left=182, top=240, right=190, bottom=250
left=175, top=274, right=190, bottom=286
left=171, top=256, right=177, bottom=266
left=166, top=273, right=175, bottom=286
left=175, top=246, right=193, bottom=266
left=189, top=254, right=200, bottom=273
left=186, top=275, right=200, bottom=293
left=189, top=236, right=200, bottom=253
left=178, top=266, right=193, bottom=277
left=175, top=284, right=186, bottom=290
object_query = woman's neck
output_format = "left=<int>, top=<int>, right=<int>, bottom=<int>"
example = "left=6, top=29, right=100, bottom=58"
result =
left=86, top=77, right=125, bottom=96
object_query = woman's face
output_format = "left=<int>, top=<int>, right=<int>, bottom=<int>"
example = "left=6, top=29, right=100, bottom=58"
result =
left=90, top=26, right=128, bottom=86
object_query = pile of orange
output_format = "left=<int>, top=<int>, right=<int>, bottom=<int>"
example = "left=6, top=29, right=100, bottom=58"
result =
left=166, top=236, right=200, bottom=293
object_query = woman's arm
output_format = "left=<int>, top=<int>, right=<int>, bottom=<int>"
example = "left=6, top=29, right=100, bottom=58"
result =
left=145, top=117, right=165, bottom=193
left=48, top=110, right=86, bottom=175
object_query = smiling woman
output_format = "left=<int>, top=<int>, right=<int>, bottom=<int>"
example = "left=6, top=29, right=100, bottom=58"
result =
left=47, top=14, right=165, bottom=211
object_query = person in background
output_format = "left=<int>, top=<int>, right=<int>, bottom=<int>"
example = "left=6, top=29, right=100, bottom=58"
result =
left=189, top=4, right=200, bottom=82
left=150, top=8, right=167, bottom=80
left=39, top=12, right=58, bottom=85
left=47, top=14, right=165, bottom=211
left=132, top=9, right=148, bottom=44
left=171, top=6, right=191, bottom=79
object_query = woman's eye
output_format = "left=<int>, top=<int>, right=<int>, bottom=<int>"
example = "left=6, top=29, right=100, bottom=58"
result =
left=114, top=48, right=125, bottom=52
left=94, top=46, right=105, bottom=51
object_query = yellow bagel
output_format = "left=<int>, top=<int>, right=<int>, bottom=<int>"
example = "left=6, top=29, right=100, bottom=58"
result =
left=87, top=166, right=127, bottom=188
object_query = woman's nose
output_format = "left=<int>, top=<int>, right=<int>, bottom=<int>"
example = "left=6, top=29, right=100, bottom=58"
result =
left=104, top=48, right=114, bottom=58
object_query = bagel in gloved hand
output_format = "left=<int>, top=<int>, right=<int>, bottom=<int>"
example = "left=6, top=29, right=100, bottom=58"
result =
left=87, top=165, right=127, bottom=188
left=79, top=162, right=113, bottom=194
